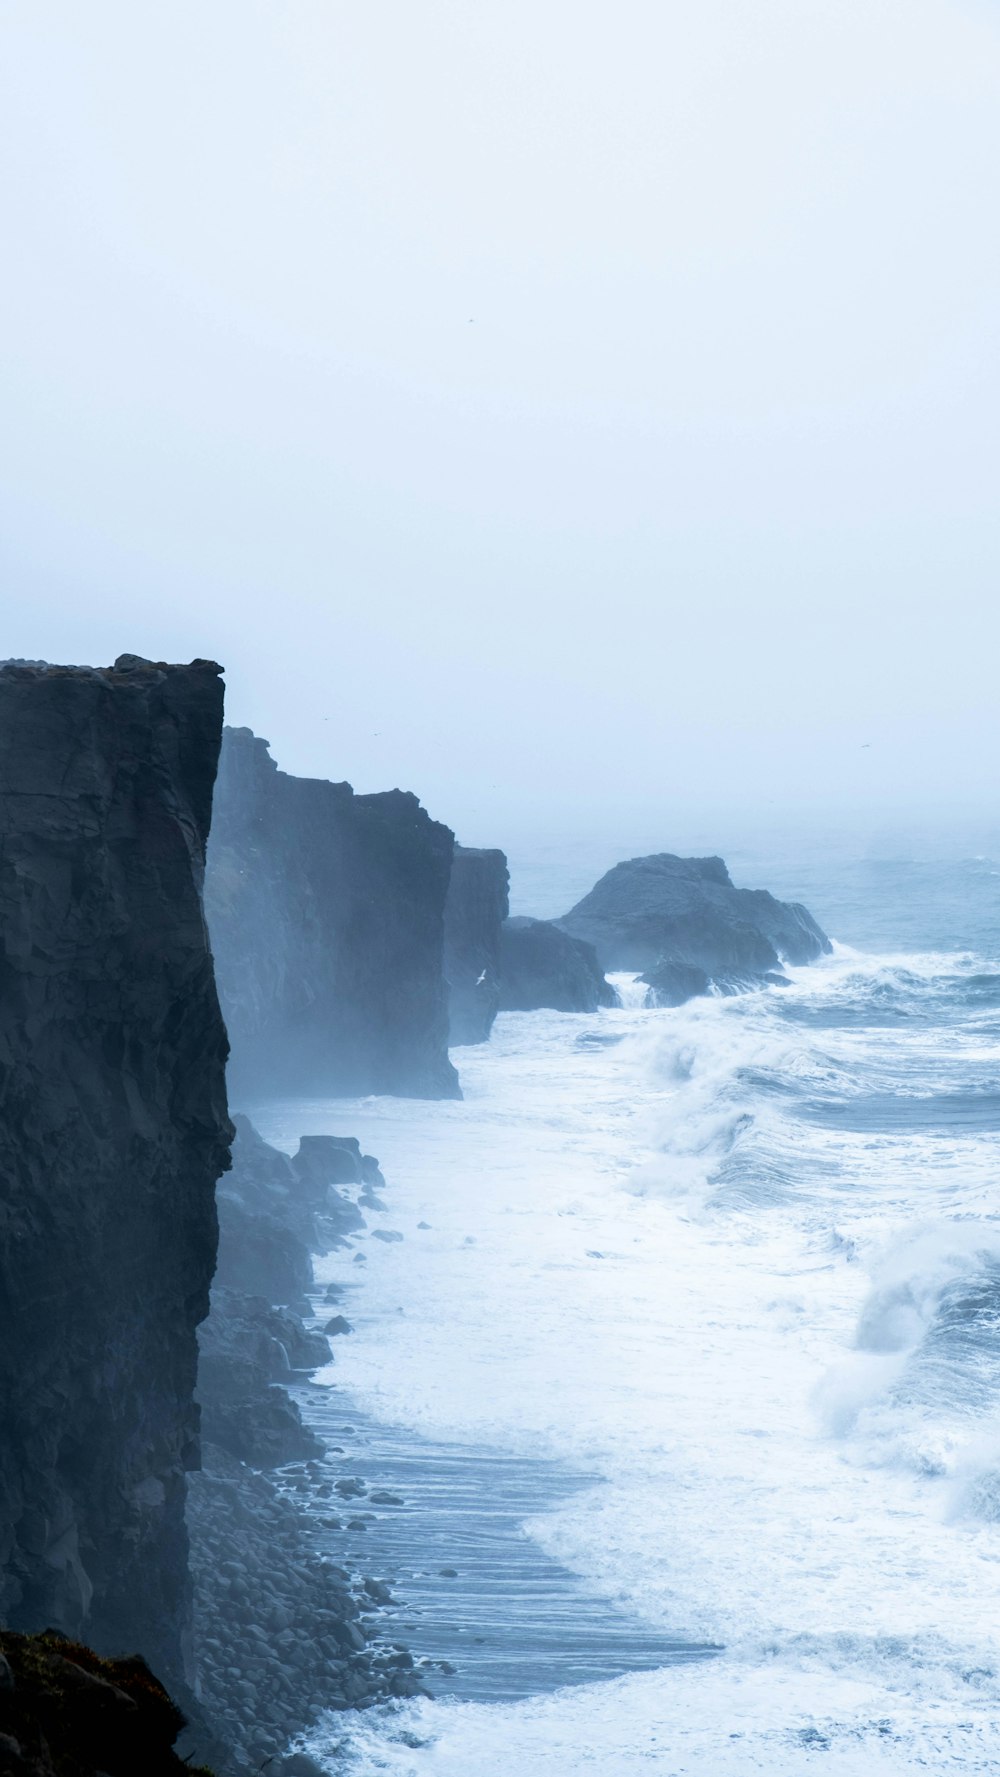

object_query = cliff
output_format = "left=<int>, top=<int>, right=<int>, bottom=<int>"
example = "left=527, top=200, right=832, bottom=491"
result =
left=205, top=727, right=460, bottom=1101
left=444, top=845, right=510, bottom=1044
left=557, top=853, right=830, bottom=998
left=0, top=657, right=231, bottom=1687
left=498, top=917, right=618, bottom=1013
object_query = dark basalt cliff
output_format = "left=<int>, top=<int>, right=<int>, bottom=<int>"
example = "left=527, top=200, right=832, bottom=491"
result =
left=206, top=727, right=460, bottom=1101
left=557, top=853, right=830, bottom=1000
left=498, top=916, right=618, bottom=1013
left=0, top=657, right=231, bottom=1687
left=444, top=845, right=510, bottom=1044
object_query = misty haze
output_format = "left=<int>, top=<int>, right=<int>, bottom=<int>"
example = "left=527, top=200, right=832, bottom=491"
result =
left=1, top=4, right=999, bottom=1776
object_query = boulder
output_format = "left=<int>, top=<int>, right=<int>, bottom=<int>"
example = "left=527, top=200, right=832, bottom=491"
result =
left=557, top=854, right=830, bottom=1001
left=498, top=916, right=618, bottom=1013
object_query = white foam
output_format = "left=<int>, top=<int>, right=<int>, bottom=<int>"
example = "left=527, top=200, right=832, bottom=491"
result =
left=253, top=948, right=1000, bottom=1772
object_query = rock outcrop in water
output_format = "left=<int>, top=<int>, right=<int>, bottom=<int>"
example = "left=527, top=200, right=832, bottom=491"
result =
left=206, top=726, right=460, bottom=1101
left=557, top=853, right=830, bottom=1001
left=444, top=845, right=510, bottom=1044
left=0, top=656, right=231, bottom=1688
left=498, top=916, right=618, bottom=1013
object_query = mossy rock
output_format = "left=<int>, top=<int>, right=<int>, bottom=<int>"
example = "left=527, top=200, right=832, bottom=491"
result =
left=0, top=1630, right=216, bottom=1776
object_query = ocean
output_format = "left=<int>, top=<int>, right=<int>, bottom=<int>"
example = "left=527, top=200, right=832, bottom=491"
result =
left=254, top=825, right=1000, bottom=1775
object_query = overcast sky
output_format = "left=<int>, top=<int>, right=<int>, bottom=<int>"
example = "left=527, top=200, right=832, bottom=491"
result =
left=2, top=1, right=998, bottom=848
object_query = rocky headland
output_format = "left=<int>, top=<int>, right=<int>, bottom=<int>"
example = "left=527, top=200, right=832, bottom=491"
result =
left=443, top=844, right=510, bottom=1044
left=0, top=656, right=231, bottom=1689
left=498, top=916, right=618, bottom=1013
left=206, top=726, right=460, bottom=1100
left=557, top=852, right=830, bottom=1002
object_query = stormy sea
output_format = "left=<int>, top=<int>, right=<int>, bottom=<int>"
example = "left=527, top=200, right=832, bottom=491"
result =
left=254, top=827, right=1000, bottom=1775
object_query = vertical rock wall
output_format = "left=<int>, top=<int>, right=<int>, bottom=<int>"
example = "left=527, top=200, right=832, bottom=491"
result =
left=444, top=845, right=510, bottom=1044
left=0, top=655, right=232, bottom=1686
left=206, top=726, right=460, bottom=1100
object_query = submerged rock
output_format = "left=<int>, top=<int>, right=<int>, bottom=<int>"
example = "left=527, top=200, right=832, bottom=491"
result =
left=444, top=844, right=510, bottom=1044
left=206, top=726, right=460, bottom=1100
left=0, top=656, right=231, bottom=1685
left=498, top=916, right=618, bottom=1012
left=557, top=853, right=830, bottom=1000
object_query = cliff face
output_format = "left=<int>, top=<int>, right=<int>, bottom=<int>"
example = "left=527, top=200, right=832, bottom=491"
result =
left=206, top=727, right=460, bottom=1101
left=558, top=853, right=830, bottom=996
left=443, top=845, right=510, bottom=1044
left=498, top=917, right=617, bottom=1013
left=0, top=656, right=231, bottom=1687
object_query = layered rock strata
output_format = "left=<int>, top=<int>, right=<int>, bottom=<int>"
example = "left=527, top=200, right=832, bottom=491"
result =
left=498, top=916, right=618, bottom=1013
left=557, top=853, right=830, bottom=1001
left=444, top=845, right=510, bottom=1044
left=0, top=656, right=231, bottom=1686
left=206, top=727, right=460, bottom=1100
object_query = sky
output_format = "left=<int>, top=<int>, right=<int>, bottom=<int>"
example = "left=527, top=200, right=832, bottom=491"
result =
left=1, top=0, right=999, bottom=852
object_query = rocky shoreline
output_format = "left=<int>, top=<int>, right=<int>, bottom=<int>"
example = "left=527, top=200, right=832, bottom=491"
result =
left=182, top=1117, right=427, bottom=1775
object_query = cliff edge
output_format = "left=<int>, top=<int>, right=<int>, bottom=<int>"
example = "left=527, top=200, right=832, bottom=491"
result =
left=444, top=845, right=510, bottom=1045
left=206, top=727, right=460, bottom=1100
left=0, top=655, right=232, bottom=1687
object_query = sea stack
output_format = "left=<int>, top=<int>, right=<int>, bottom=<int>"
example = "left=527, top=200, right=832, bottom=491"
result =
left=0, top=656, right=232, bottom=1686
left=206, top=726, right=460, bottom=1100
left=557, top=853, right=830, bottom=1001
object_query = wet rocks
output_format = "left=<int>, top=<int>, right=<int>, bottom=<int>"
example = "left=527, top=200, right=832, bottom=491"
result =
left=557, top=853, right=830, bottom=999
left=498, top=916, right=618, bottom=1012
left=185, top=1450, right=419, bottom=1774
left=189, top=1117, right=424, bottom=1769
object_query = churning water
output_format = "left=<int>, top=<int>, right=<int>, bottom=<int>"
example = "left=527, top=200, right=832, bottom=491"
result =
left=255, top=838, right=1000, bottom=1774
